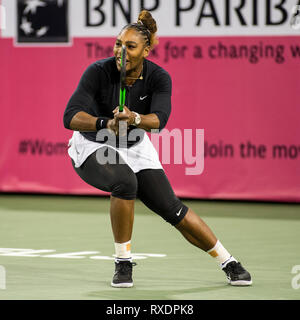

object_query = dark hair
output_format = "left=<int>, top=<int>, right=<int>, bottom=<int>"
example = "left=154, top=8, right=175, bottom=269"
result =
left=121, top=10, right=158, bottom=49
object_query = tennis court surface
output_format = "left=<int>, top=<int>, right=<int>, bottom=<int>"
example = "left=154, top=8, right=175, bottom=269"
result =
left=0, top=194, right=299, bottom=300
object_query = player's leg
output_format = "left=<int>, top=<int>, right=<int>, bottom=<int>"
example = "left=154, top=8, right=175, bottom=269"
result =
left=175, top=209, right=252, bottom=285
left=136, top=169, right=216, bottom=249
left=72, top=147, right=137, bottom=287
left=175, top=208, right=217, bottom=251
left=110, top=196, right=134, bottom=243
left=136, top=169, right=252, bottom=286
left=109, top=196, right=137, bottom=288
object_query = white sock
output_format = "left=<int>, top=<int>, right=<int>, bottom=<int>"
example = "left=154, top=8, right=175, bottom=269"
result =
left=114, top=240, right=132, bottom=262
left=207, top=240, right=237, bottom=269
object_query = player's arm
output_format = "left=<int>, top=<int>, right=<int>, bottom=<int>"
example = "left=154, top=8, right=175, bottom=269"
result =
left=147, top=70, right=172, bottom=131
left=69, top=111, right=117, bottom=132
left=69, top=111, right=98, bottom=131
left=63, top=64, right=113, bottom=132
left=136, top=113, right=160, bottom=131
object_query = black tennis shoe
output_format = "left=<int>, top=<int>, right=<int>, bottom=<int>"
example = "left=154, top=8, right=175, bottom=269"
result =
left=111, top=260, right=137, bottom=288
left=222, top=261, right=252, bottom=286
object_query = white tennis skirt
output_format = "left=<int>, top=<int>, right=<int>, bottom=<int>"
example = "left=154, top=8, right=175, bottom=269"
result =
left=68, top=131, right=163, bottom=173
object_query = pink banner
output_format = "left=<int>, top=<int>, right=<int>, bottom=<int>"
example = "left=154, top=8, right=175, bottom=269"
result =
left=1, top=34, right=300, bottom=201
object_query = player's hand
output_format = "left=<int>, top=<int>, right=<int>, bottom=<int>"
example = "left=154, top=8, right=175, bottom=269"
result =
left=113, top=106, right=135, bottom=127
left=107, top=118, right=119, bottom=135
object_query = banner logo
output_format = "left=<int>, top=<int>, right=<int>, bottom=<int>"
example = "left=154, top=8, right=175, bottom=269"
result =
left=0, top=4, right=6, bottom=30
left=17, top=0, right=69, bottom=44
left=290, top=5, right=300, bottom=30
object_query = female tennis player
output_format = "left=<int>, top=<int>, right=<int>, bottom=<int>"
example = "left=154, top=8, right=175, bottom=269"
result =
left=63, top=10, right=252, bottom=288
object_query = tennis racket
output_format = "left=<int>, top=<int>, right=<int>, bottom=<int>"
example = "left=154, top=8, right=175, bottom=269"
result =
left=119, top=45, right=127, bottom=112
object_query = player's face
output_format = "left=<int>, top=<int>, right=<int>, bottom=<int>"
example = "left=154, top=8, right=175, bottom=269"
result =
left=114, top=28, right=149, bottom=73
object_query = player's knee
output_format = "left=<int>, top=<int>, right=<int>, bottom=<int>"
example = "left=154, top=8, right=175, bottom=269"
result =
left=158, top=199, right=189, bottom=226
left=111, top=175, right=137, bottom=200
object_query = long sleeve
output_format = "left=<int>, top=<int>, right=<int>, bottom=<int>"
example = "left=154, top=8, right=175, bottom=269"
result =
left=149, top=70, right=172, bottom=131
left=63, top=63, right=102, bottom=129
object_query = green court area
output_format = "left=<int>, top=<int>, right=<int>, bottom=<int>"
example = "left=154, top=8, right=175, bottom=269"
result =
left=0, top=194, right=299, bottom=300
